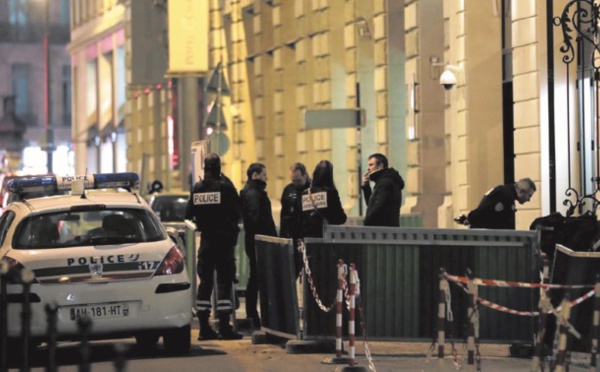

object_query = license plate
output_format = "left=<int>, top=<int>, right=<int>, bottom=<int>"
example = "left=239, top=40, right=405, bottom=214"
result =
left=68, top=302, right=130, bottom=321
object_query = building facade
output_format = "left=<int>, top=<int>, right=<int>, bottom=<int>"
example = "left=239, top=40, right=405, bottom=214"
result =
left=69, top=0, right=127, bottom=177
left=69, top=0, right=596, bottom=229
left=0, top=0, right=72, bottom=174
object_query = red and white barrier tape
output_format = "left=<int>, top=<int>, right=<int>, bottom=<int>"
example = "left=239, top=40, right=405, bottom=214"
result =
left=461, top=286, right=595, bottom=316
left=443, top=272, right=593, bottom=289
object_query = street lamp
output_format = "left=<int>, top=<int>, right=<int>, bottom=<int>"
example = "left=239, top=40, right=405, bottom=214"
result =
left=42, top=0, right=54, bottom=173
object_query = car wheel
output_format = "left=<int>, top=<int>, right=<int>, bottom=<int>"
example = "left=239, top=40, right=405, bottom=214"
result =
left=135, top=332, right=160, bottom=349
left=163, top=324, right=191, bottom=355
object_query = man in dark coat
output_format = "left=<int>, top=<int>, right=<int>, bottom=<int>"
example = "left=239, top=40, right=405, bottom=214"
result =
left=280, top=163, right=310, bottom=240
left=185, top=153, right=243, bottom=340
left=466, top=178, right=536, bottom=229
left=361, top=153, right=405, bottom=227
left=279, top=163, right=311, bottom=276
left=240, top=163, right=277, bottom=329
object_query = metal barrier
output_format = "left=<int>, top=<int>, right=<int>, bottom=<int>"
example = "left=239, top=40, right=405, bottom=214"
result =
left=302, top=225, right=541, bottom=342
left=346, top=213, right=423, bottom=228
left=550, top=244, right=600, bottom=352
left=254, top=235, right=299, bottom=339
left=234, top=227, right=249, bottom=294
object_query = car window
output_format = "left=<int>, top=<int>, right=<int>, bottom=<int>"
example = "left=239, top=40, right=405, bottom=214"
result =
left=152, top=196, right=189, bottom=222
left=12, top=208, right=167, bottom=249
left=0, top=211, right=15, bottom=247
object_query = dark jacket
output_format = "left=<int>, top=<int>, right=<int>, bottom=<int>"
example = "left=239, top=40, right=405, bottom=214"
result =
left=468, top=184, right=517, bottom=229
left=361, top=168, right=404, bottom=227
left=300, top=186, right=347, bottom=238
left=279, top=180, right=311, bottom=239
left=240, top=179, right=277, bottom=238
left=185, top=172, right=241, bottom=240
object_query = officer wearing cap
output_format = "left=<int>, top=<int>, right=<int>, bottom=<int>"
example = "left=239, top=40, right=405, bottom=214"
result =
left=185, top=153, right=243, bottom=340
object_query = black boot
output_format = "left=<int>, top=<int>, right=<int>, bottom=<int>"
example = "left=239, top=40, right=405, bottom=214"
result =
left=197, top=312, right=219, bottom=340
left=218, top=313, right=243, bottom=340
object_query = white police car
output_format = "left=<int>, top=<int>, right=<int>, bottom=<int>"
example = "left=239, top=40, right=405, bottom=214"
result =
left=0, top=173, right=192, bottom=353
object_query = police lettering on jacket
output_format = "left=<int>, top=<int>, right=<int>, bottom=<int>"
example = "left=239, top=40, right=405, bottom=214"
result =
left=301, top=192, right=328, bottom=211
left=193, top=192, right=221, bottom=205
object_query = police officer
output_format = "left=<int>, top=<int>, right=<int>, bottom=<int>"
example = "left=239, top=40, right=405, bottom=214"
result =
left=465, top=177, right=536, bottom=229
left=185, top=153, right=243, bottom=340
left=280, top=163, right=311, bottom=276
left=300, top=160, right=347, bottom=238
left=240, top=163, right=277, bottom=329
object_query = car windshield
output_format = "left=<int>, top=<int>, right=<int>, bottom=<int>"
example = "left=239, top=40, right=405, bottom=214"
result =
left=151, top=195, right=188, bottom=222
left=12, top=208, right=167, bottom=249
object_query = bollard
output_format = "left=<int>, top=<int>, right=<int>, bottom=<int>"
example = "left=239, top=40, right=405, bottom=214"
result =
left=45, top=303, right=58, bottom=372
left=348, top=264, right=357, bottom=367
left=113, top=343, right=128, bottom=372
left=554, top=297, right=571, bottom=372
left=321, top=260, right=350, bottom=365
left=438, top=268, right=448, bottom=360
left=532, top=254, right=551, bottom=372
left=0, top=261, right=9, bottom=372
left=334, top=265, right=367, bottom=372
left=438, top=268, right=450, bottom=372
left=77, top=315, right=92, bottom=372
left=20, top=269, right=35, bottom=372
left=592, top=276, right=600, bottom=371
left=466, top=269, right=479, bottom=371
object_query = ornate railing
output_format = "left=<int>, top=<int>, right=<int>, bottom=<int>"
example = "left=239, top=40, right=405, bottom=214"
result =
left=554, top=0, right=600, bottom=217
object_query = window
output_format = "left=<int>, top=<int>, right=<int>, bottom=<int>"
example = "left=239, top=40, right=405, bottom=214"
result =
left=12, top=208, right=166, bottom=249
left=59, top=0, right=70, bottom=25
left=8, top=0, right=28, bottom=26
left=11, top=64, right=31, bottom=119
left=0, top=211, right=15, bottom=248
left=62, top=65, right=72, bottom=126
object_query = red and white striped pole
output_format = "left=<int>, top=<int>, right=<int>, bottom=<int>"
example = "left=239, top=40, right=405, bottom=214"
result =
left=348, top=264, right=357, bottom=367
left=532, top=254, right=550, bottom=372
left=554, top=297, right=571, bottom=372
left=438, top=269, right=448, bottom=360
left=321, top=261, right=349, bottom=365
left=466, top=270, right=478, bottom=371
left=336, top=259, right=345, bottom=359
left=590, top=275, right=600, bottom=371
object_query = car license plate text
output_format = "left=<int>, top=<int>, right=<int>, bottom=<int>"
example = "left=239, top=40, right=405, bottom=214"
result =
left=69, top=303, right=129, bottom=321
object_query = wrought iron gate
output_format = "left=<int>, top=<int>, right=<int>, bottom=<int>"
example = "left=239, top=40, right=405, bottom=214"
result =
left=550, top=0, right=600, bottom=216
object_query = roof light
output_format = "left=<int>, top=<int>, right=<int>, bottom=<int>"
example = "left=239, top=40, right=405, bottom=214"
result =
left=6, top=172, right=140, bottom=197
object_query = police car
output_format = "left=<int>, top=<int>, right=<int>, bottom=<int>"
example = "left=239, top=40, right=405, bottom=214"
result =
left=0, top=173, right=192, bottom=353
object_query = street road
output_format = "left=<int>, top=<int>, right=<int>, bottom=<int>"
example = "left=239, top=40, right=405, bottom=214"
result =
left=10, top=327, right=594, bottom=371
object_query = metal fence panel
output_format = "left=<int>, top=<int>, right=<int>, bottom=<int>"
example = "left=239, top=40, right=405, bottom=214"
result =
left=303, top=226, right=540, bottom=343
left=255, top=235, right=299, bottom=339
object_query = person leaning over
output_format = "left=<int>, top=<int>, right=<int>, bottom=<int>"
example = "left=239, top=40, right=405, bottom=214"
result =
left=300, top=160, right=347, bottom=238
left=280, top=162, right=311, bottom=276
left=240, top=163, right=277, bottom=329
left=361, top=153, right=405, bottom=227
left=185, top=153, right=243, bottom=340
left=464, top=177, right=536, bottom=230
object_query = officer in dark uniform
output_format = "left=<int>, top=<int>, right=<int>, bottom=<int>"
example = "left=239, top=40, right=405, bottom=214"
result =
left=300, top=160, right=347, bottom=238
left=185, top=153, right=243, bottom=340
left=240, top=162, right=277, bottom=329
left=280, top=163, right=311, bottom=276
left=465, top=177, right=536, bottom=229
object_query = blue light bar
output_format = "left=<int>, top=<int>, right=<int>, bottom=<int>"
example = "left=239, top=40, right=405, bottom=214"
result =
left=6, top=176, right=57, bottom=195
left=94, top=172, right=139, bottom=189
left=6, top=172, right=140, bottom=197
